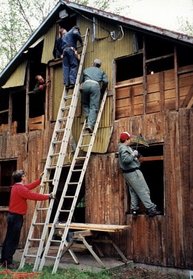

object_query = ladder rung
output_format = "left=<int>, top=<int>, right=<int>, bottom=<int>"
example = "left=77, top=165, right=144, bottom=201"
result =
left=52, top=141, right=62, bottom=145
left=37, top=207, right=49, bottom=211
left=64, top=195, right=75, bottom=198
left=68, top=182, right=78, bottom=185
left=83, top=133, right=92, bottom=136
left=64, top=95, right=73, bottom=100
left=60, top=209, right=70, bottom=213
left=33, top=222, right=46, bottom=226
left=56, top=128, right=65, bottom=133
left=63, top=105, right=70, bottom=110
left=47, top=166, right=56, bottom=170
left=58, top=117, right=67, bottom=122
left=76, top=156, right=86, bottom=160
left=43, top=179, right=53, bottom=183
left=45, top=255, right=57, bottom=259
left=50, top=153, right=60, bottom=157
left=80, top=144, right=90, bottom=147
left=50, top=239, right=61, bottom=243
left=72, top=169, right=83, bottom=172
left=25, top=254, right=37, bottom=258
left=29, top=238, right=41, bottom=242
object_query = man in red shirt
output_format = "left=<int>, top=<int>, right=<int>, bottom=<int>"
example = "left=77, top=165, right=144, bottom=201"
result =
left=0, top=170, right=53, bottom=269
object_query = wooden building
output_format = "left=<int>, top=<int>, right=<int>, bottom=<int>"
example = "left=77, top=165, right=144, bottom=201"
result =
left=0, top=1, right=193, bottom=270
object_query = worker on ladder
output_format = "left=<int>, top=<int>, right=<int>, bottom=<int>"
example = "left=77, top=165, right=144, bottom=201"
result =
left=80, top=58, right=108, bottom=133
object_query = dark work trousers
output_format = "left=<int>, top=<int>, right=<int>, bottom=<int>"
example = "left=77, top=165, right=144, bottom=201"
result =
left=81, top=80, right=101, bottom=129
left=62, top=47, right=78, bottom=86
left=1, top=213, right=23, bottom=264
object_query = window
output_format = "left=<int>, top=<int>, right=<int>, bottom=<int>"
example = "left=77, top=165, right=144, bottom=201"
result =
left=0, top=91, right=9, bottom=126
left=0, top=160, right=17, bottom=208
left=50, top=166, right=85, bottom=223
left=177, top=44, right=193, bottom=67
left=116, top=53, right=143, bottom=82
left=12, top=90, right=26, bottom=133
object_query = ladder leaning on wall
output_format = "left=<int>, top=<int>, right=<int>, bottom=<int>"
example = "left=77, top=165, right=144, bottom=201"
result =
left=38, top=89, right=108, bottom=274
left=19, top=28, right=90, bottom=271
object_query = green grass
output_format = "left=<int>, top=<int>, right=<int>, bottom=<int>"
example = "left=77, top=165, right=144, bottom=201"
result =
left=0, top=264, right=112, bottom=279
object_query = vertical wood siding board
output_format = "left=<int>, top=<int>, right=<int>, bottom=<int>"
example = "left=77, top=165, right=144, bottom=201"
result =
left=164, top=111, right=175, bottom=266
left=174, top=47, right=179, bottom=110
left=159, top=72, right=165, bottom=112
left=179, top=109, right=192, bottom=265
left=189, top=109, right=193, bottom=266
left=164, top=111, right=185, bottom=266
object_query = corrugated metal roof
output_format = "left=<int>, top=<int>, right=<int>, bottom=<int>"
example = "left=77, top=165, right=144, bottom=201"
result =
left=1, top=0, right=193, bottom=87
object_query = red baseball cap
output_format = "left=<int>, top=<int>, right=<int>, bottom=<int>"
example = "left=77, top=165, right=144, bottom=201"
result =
left=120, top=132, right=131, bottom=142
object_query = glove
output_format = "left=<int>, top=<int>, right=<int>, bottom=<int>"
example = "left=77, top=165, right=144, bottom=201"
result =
left=132, top=150, right=139, bottom=157
left=49, top=192, right=55, bottom=199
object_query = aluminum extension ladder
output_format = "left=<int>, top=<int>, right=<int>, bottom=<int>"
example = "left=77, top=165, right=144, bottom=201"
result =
left=38, top=90, right=108, bottom=274
left=19, top=28, right=89, bottom=270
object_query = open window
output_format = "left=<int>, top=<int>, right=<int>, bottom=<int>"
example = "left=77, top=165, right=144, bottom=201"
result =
left=177, top=44, right=193, bottom=67
left=12, top=89, right=26, bottom=133
left=116, top=53, right=143, bottom=82
left=0, top=91, right=9, bottom=133
left=28, top=41, right=46, bottom=130
left=145, top=35, right=174, bottom=74
left=0, top=160, right=17, bottom=210
left=50, top=165, right=85, bottom=223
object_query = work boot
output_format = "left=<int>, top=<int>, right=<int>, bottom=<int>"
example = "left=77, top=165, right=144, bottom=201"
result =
left=85, top=125, right=93, bottom=133
left=147, top=207, right=161, bottom=217
left=2, top=261, right=19, bottom=269
left=131, top=209, right=139, bottom=216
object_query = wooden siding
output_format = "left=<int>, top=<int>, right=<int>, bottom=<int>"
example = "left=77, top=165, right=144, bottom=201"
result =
left=0, top=131, right=46, bottom=246
left=116, top=65, right=193, bottom=118
left=85, top=109, right=193, bottom=268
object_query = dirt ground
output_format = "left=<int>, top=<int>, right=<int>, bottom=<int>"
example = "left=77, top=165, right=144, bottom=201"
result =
left=110, top=265, right=189, bottom=279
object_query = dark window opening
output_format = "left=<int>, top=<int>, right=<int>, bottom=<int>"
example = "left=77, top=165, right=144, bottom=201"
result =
left=0, top=160, right=17, bottom=208
left=129, top=144, right=164, bottom=214
left=116, top=53, right=143, bottom=82
left=29, top=91, right=45, bottom=118
left=146, top=56, right=174, bottom=74
left=177, top=44, right=193, bottom=67
left=28, top=42, right=46, bottom=118
left=145, top=35, right=174, bottom=59
left=12, top=90, right=26, bottom=133
left=50, top=165, right=85, bottom=224
left=0, top=91, right=9, bottom=125
left=133, top=32, right=143, bottom=51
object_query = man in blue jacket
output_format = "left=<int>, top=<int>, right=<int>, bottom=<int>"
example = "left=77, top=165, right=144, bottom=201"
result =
left=118, top=132, right=161, bottom=217
left=61, top=26, right=82, bottom=89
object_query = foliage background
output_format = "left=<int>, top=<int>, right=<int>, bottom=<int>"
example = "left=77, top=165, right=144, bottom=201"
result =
left=0, top=0, right=193, bottom=73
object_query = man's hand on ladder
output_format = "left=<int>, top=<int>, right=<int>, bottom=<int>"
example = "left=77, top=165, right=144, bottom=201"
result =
left=49, top=192, right=56, bottom=200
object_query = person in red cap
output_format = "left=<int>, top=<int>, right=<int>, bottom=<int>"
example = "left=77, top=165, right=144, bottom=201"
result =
left=118, top=132, right=161, bottom=217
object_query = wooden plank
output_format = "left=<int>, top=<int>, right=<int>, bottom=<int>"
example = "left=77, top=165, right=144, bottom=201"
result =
left=70, top=223, right=130, bottom=232
left=28, top=115, right=44, bottom=131
left=56, top=222, right=130, bottom=232
left=141, top=155, right=163, bottom=162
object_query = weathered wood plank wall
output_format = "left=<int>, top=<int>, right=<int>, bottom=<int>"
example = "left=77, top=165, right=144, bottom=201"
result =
left=116, top=65, right=193, bottom=118
left=85, top=109, right=193, bottom=268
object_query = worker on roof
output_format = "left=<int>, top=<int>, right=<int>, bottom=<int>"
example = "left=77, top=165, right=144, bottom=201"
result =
left=118, top=132, right=161, bottom=217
